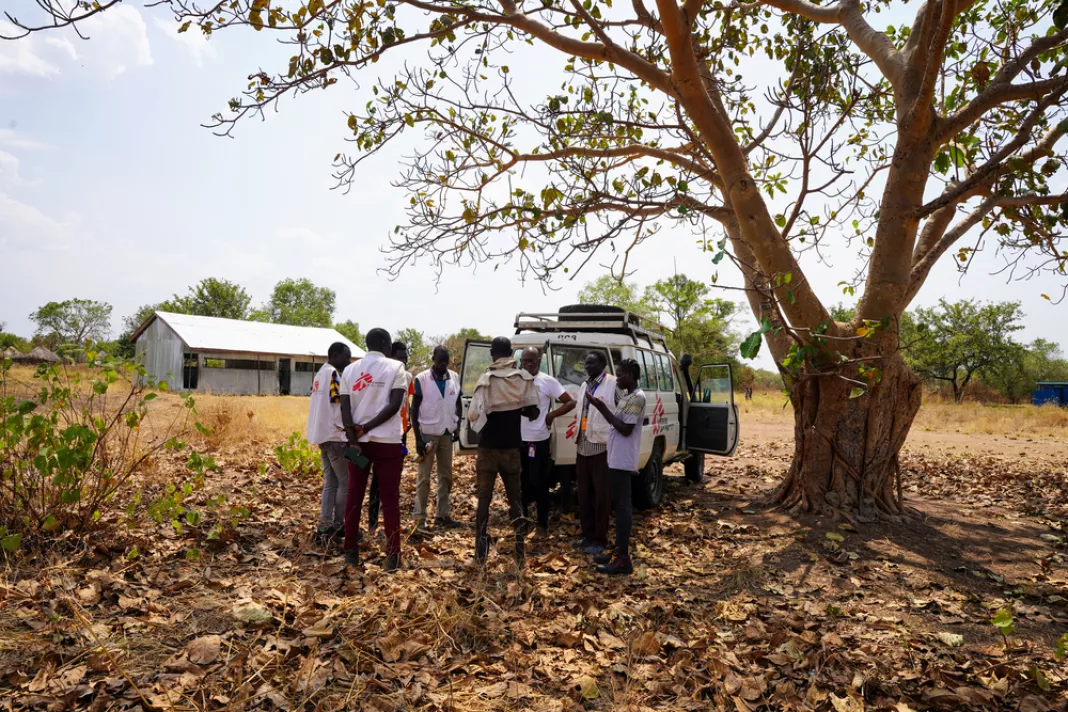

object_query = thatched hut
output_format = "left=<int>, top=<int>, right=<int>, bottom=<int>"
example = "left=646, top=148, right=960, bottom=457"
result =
left=1, top=347, right=22, bottom=361
left=18, top=346, right=61, bottom=364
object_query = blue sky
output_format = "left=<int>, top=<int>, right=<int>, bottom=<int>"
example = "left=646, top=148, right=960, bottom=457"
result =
left=1, top=3, right=1065, bottom=372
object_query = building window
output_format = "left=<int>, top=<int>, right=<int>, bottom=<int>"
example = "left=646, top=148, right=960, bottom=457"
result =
left=295, top=362, right=316, bottom=373
left=202, top=358, right=275, bottom=370
left=183, top=353, right=199, bottom=390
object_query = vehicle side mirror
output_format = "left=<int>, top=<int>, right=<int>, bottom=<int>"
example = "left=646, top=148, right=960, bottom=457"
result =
left=679, top=353, right=695, bottom=398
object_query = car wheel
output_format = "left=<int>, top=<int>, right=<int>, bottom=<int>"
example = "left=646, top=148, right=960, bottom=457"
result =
left=633, top=442, right=664, bottom=510
left=684, top=452, right=705, bottom=483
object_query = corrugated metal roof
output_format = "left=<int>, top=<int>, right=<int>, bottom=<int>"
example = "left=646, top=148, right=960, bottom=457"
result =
left=140, top=312, right=366, bottom=358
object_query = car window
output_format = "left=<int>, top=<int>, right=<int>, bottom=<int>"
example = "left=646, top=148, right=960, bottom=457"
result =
left=639, top=350, right=658, bottom=391
left=551, top=346, right=610, bottom=387
left=461, top=343, right=493, bottom=394
left=656, top=353, right=673, bottom=393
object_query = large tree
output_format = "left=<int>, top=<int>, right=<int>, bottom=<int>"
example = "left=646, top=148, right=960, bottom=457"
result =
left=29, top=299, right=113, bottom=349
left=168, top=278, right=252, bottom=320
left=9, top=0, right=1068, bottom=520
left=645, top=275, right=740, bottom=368
left=260, top=278, right=336, bottom=328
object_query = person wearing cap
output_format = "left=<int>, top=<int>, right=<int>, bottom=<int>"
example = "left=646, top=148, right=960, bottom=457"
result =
left=411, top=345, right=463, bottom=530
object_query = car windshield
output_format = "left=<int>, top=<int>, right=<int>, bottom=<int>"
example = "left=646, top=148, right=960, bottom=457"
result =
left=551, top=346, right=610, bottom=387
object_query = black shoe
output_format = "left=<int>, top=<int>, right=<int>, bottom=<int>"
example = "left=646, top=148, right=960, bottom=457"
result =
left=384, top=553, right=401, bottom=573
left=593, top=548, right=615, bottom=565
left=415, top=521, right=430, bottom=534
left=435, top=517, right=464, bottom=529
left=571, top=538, right=591, bottom=550
left=596, top=556, right=633, bottom=576
left=344, top=549, right=360, bottom=567
left=315, top=527, right=333, bottom=545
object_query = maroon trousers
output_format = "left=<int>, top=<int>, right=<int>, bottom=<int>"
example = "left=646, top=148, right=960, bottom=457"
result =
left=344, top=442, right=403, bottom=556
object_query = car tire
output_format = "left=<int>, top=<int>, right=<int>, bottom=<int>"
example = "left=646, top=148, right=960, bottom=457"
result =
left=558, top=303, right=626, bottom=315
left=633, top=442, right=664, bottom=510
left=684, top=452, right=705, bottom=483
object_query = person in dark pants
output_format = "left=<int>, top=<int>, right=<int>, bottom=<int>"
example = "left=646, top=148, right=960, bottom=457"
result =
left=573, top=351, right=619, bottom=556
left=366, top=341, right=411, bottom=534
left=340, top=328, right=409, bottom=572
left=518, top=346, right=574, bottom=538
left=586, top=358, right=645, bottom=575
left=467, top=337, right=540, bottom=565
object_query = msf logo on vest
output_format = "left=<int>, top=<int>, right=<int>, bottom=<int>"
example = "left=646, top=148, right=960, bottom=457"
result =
left=351, top=373, right=373, bottom=392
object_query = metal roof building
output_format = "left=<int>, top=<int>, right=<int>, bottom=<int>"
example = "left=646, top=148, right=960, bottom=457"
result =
left=130, top=312, right=364, bottom=395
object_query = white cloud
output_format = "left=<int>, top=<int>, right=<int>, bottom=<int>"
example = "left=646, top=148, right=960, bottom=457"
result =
left=77, top=6, right=153, bottom=80
left=0, top=21, right=66, bottom=78
left=153, top=17, right=216, bottom=66
left=0, top=150, right=24, bottom=188
left=0, top=128, right=53, bottom=151
left=0, top=7, right=152, bottom=83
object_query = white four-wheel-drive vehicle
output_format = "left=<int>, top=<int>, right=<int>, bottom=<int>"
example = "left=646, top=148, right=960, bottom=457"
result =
left=458, top=305, right=739, bottom=509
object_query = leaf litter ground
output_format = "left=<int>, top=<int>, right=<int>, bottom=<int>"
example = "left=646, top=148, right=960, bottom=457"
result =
left=2, top=426, right=1068, bottom=711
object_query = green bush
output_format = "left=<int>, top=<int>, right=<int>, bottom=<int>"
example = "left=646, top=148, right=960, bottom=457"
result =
left=0, top=353, right=200, bottom=546
left=274, top=432, right=320, bottom=478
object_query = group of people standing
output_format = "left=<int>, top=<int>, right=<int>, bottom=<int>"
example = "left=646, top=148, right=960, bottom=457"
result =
left=305, top=329, right=646, bottom=575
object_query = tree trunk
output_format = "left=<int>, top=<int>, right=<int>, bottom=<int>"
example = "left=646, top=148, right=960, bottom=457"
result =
left=768, top=353, right=922, bottom=522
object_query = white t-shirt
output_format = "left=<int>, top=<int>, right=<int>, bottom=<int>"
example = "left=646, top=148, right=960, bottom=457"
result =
left=607, top=388, right=646, bottom=472
left=521, top=372, right=567, bottom=443
left=306, top=363, right=345, bottom=445
left=340, top=352, right=408, bottom=443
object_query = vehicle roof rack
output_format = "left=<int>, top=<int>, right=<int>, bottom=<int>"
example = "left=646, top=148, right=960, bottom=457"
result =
left=514, top=311, right=670, bottom=349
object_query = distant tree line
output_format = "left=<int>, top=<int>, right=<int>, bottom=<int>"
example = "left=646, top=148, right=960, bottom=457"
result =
left=1, top=279, right=490, bottom=371
left=832, top=299, right=1068, bottom=405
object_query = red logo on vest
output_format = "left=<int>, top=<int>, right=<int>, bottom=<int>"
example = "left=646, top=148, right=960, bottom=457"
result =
left=352, top=373, right=373, bottom=392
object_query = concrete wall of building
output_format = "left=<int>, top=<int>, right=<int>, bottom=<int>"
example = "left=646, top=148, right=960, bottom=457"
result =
left=134, top=318, right=185, bottom=391
left=292, top=371, right=315, bottom=395
left=199, top=366, right=278, bottom=395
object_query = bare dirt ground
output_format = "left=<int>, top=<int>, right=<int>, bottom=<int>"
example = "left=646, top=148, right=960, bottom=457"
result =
left=2, top=395, right=1068, bottom=711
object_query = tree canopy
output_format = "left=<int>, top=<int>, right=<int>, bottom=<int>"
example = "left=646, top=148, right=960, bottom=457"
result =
left=905, top=299, right=1025, bottom=403
left=257, top=278, right=337, bottom=328
left=29, top=299, right=113, bottom=350
left=334, top=320, right=364, bottom=347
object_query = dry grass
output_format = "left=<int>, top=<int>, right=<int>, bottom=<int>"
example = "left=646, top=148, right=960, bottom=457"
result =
left=737, top=389, right=1068, bottom=439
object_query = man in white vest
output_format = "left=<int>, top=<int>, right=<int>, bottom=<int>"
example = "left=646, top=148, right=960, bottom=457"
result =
left=306, top=341, right=353, bottom=545
left=411, top=345, right=463, bottom=530
left=340, top=328, right=409, bottom=572
left=573, top=351, right=619, bottom=556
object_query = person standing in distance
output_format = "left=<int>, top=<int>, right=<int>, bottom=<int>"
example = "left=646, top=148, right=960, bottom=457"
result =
left=306, top=342, right=352, bottom=545
left=467, top=337, right=540, bottom=565
left=411, top=345, right=464, bottom=530
left=586, top=358, right=645, bottom=575
left=519, top=346, right=575, bottom=539
left=573, top=351, right=619, bottom=556
left=340, top=328, right=408, bottom=572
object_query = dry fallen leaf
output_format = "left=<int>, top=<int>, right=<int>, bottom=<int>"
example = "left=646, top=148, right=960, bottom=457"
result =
left=185, top=634, right=222, bottom=665
left=936, top=632, right=964, bottom=648
left=232, top=601, right=272, bottom=625
left=573, top=675, right=599, bottom=700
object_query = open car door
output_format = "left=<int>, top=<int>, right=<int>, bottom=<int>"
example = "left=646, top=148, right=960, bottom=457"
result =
left=684, top=363, right=739, bottom=456
left=458, top=340, right=493, bottom=451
